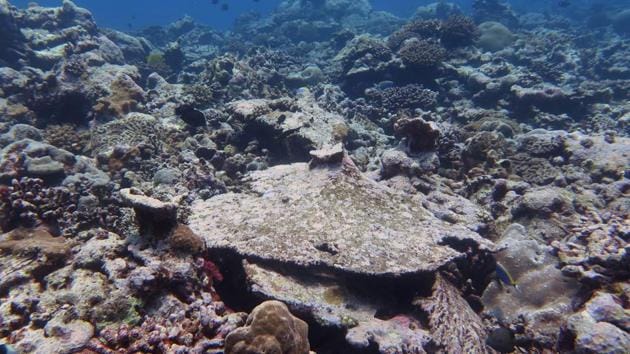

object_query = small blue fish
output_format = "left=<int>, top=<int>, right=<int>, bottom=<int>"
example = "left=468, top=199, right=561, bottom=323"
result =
left=0, top=343, right=18, bottom=354
left=495, top=262, right=519, bottom=291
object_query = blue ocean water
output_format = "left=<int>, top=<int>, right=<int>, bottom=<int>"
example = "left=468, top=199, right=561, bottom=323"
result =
left=9, top=0, right=606, bottom=31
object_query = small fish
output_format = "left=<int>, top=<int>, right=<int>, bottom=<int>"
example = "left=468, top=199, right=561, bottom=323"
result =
left=295, top=87, right=310, bottom=96
left=558, top=0, right=571, bottom=8
left=211, top=0, right=219, bottom=4
left=221, top=3, right=229, bottom=11
left=0, top=343, right=18, bottom=354
left=495, top=262, right=519, bottom=291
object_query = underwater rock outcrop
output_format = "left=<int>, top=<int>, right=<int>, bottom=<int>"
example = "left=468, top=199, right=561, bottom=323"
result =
left=189, top=152, right=492, bottom=276
left=0, top=0, right=29, bottom=68
left=566, top=291, right=630, bottom=354
left=227, top=91, right=348, bottom=163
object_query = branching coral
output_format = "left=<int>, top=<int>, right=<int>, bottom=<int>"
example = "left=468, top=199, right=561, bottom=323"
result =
left=0, top=177, right=77, bottom=232
left=398, top=38, right=445, bottom=70
left=387, top=19, right=441, bottom=50
left=0, top=176, right=122, bottom=235
left=367, top=84, right=438, bottom=111
left=335, top=35, right=392, bottom=72
left=440, top=15, right=479, bottom=48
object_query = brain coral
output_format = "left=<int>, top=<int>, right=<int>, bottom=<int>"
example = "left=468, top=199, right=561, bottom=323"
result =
left=476, top=21, right=514, bottom=52
left=225, top=300, right=310, bottom=354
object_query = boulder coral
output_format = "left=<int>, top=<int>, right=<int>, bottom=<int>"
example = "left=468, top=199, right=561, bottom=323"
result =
left=224, top=300, right=310, bottom=354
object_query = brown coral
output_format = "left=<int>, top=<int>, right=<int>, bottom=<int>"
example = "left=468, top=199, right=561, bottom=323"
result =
left=93, top=74, right=145, bottom=120
left=43, top=124, right=90, bottom=155
left=0, top=227, right=70, bottom=260
left=168, top=224, right=204, bottom=254
left=394, top=116, right=440, bottom=152
left=225, top=300, right=310, bottom=354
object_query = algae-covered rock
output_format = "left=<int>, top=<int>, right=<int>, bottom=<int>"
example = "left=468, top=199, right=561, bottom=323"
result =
left=567, top=311, right=630, bottom=354
left=0, top=139, right=75, bottom=180
left=14, top=318, right=94, bottom=354
left=189, top=156, right=492, bottom=276
left=482, top=224, right=580, bottom=346
left=227, top=92, right=347, bottom=163
left=345, top=315, right=430, bottom=354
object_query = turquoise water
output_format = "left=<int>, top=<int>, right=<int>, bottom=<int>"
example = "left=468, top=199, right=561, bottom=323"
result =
left=10, top=0, right=613, bottom=31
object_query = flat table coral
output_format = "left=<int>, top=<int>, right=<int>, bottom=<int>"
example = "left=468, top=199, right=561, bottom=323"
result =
left=189, top=155, right=492, bottom=276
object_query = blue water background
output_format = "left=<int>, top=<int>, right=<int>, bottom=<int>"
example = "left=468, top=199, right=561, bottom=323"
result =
left=8, top=1, right=619, bottom=31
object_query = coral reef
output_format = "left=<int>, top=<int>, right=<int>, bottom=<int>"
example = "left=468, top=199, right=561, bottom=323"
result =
left=387, top=19, right=441, bottom=50
left=472, top=0, right=519, bottom=29
left=0, top=0, right=629, bottom=353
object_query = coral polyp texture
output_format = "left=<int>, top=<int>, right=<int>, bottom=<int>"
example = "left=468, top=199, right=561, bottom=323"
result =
left=0, top=0, right=629, bottom=353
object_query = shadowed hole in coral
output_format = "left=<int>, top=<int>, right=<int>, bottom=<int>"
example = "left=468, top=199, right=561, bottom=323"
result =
left=33, top=92, right=93, bottom=127
left=238, top=120, right=312, bottom=165
left=437, top=236, right=496, bottom=302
